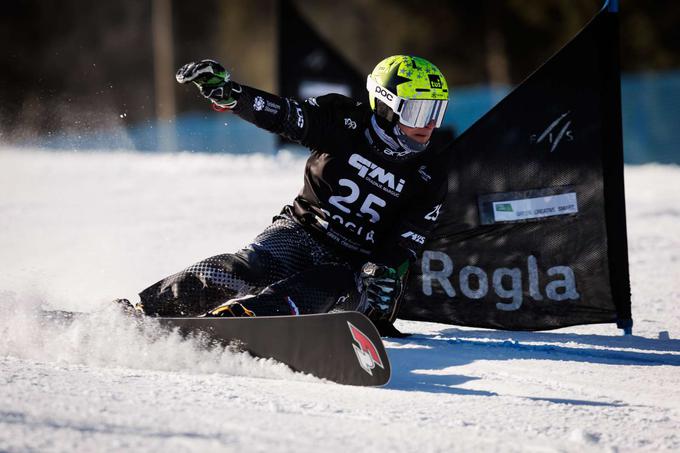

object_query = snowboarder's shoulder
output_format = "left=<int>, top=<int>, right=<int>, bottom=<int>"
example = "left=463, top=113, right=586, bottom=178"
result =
left=303, top=93, right=370, bottom=132
left=419, top=131, right=454, bottom=175
left=303, top=93, right=368, bottom=115
left=407, top=143, right=451, bottom=189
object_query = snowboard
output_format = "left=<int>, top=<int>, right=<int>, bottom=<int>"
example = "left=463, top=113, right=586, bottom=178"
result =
left=40, top=309, right=391, bottom=386
left=157, top=312, right=391, bottom=386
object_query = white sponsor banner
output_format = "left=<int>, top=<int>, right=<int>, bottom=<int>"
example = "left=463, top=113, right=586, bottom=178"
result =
left=492, top=192, right=578, bottom=222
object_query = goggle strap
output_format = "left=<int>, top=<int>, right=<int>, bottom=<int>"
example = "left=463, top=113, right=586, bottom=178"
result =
left=367, top=76, right=401, bottom=112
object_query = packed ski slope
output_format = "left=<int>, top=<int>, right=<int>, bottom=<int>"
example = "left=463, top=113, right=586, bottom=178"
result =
left=1, top=148, right=679, bottom=452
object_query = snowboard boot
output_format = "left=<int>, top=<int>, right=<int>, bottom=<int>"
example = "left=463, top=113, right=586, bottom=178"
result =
left=113, top=298, right=145, bottom=318
left=204, top=295, right=256, bottom=317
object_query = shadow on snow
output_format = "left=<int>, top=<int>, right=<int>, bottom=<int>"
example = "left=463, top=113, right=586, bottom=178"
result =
left=384, top=327, right=679, bottom=399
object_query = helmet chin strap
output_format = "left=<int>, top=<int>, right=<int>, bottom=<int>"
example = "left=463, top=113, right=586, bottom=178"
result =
left=367, top=115, right=428, bottom=160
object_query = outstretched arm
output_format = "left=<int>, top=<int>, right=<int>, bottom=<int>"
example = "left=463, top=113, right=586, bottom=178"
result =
left=176, top=59, right=312, bottom=144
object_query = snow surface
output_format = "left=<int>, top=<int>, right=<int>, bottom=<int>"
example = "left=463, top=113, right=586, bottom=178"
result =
left=1, top=148, right=679, bottom=452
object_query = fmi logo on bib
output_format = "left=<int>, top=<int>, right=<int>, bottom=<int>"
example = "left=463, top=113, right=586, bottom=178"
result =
left=349, top=154, right=405, bottom=195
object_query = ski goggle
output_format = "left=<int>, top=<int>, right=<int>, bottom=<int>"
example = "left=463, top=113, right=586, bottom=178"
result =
left=367, top=76, right=448, bottom=128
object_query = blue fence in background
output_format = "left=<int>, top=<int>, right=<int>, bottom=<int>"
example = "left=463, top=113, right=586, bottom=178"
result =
left=620, top=70, right=680, bottom=164
left=24, top=70, right=680, bottom=164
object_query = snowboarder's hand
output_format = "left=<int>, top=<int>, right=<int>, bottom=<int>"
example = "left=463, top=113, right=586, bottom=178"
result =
left=176, top=59, right=237, bottom=109
left=356, top=262, right=406, bottom=322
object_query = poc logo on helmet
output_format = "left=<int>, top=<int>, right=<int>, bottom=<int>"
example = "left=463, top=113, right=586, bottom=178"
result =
left=428, top=74, right=443, bottom=89
left=374, top=86, right=393, bottom=101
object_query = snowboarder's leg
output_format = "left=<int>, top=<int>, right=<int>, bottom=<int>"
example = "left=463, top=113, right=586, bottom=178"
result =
left=206, top=263, right=357, bottom=317
left=138, top=247, right=270, bottom=316
left=137, top=213, right=350, bottom=317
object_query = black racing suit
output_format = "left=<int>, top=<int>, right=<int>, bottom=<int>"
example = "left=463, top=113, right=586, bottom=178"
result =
left=138, top=84, right=449, bottom=319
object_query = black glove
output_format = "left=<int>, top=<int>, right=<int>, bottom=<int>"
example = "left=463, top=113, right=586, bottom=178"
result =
left=176, top=59, right=237, bottom=109
left=356, top=262, right=408, bottom=322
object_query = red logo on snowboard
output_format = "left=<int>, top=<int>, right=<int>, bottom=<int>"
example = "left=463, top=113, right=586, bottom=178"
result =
left=348, top=321, right=384, bottom=375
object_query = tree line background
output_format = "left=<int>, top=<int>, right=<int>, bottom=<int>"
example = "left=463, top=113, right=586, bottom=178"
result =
left=1, top=0, right=677, bottom=142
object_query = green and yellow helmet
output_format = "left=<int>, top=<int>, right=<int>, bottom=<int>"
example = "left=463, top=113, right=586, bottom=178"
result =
left=367, top=55, right=449, bottom=128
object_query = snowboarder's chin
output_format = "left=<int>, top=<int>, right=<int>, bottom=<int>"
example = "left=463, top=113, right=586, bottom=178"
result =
left=398, top=123, right=435, bottom=144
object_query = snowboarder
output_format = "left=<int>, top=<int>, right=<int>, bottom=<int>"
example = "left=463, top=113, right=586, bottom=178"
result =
left=125, top=55, right=451, bottom=334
